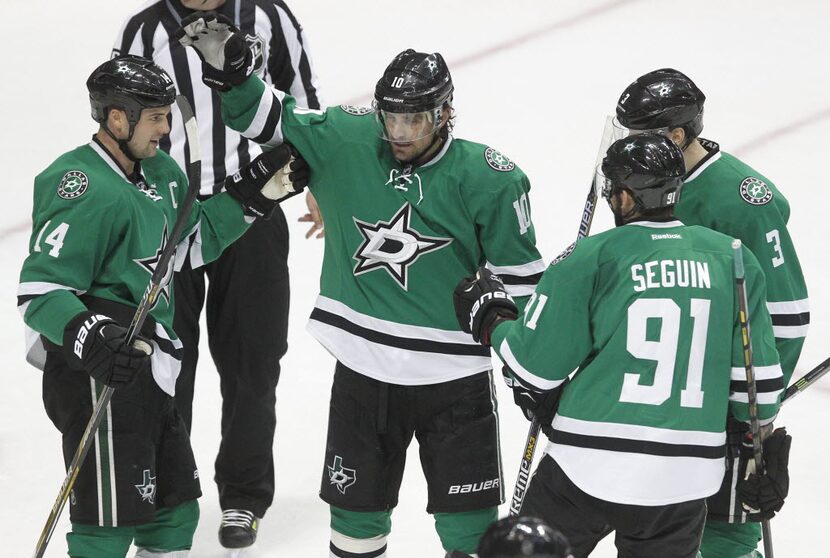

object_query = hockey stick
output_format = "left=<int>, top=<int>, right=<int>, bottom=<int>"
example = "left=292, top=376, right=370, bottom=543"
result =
left=732, top=239, right=774, bottom=558
left=33, top=95, right=201, bottom=558
left=508, top=116, right=615, bottom=517
left=780, top=355, right=830, bottom=406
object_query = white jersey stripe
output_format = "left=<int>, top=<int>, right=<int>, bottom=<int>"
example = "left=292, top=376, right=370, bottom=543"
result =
left=766, top=298, right=810, bottom=314
left=486, top=258, right=546, bottom=277
left=773, top=324, right=809, bottom=338
left=498, top=338, right=565, bottom=391
left=553, top=414, right=726, bottom=447
left=730, top=364, right=784, bottom=382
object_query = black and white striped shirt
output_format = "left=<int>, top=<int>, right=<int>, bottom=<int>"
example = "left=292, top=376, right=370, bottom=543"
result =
left=113, top=0, right=321, bottom=196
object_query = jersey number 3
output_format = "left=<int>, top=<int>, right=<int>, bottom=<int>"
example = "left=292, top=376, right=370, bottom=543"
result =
left=620, top=297, right=711, bottom=408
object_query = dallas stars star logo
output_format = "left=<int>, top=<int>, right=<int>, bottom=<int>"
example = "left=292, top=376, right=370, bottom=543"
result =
left=353, top=203, right=452, bottom=290
left=327, top=455, right=356, bottom=495
left=134, top=220, right=174, bottom=307
left=135, top=469, right=156, bottom=504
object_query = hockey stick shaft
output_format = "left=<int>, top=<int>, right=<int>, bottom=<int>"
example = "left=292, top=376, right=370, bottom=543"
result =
left=33, top=96, right=201, bottom=558
left=781, top=355, right=830, bottom=406
left=732, top=240, right=774, bottom=558
left=509, top=116, right=615, bottom=517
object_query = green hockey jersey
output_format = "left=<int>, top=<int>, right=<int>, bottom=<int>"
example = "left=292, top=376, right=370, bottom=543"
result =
left=18, top=139, right=251, bottom=395
left=676, top=140, right=808, bottom=381
left=220, top=76, right=544, bottom=385
left=491, top=220, right=783, bottom=506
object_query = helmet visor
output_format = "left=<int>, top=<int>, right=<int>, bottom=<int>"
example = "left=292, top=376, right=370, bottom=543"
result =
left=612, top=116, right=672, bottom=139
left=374, top=105, right=442, bottom=143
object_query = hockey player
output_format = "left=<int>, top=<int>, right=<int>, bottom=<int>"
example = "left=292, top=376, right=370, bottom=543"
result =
left=17, top=55, right=307, bottom=558
left=446, top=515, right=574, bottom=558
left=615, top=68, right=805, bottom=557
left=454, top=134, right=787, bottom=558
left=176, top=13, right=545, bottom=557
left=112, top=0, right=323, bottom=547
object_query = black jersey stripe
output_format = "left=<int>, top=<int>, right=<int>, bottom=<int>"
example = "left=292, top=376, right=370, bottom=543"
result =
left=770, top=311, right=810, bottom=327
left=310, top=308, right=490, bottom=357
left=251, top=94, right=283, bottom=145
left=499, top=272, right=543, bottom=286
left=153, top=334, right=184, bottom=360
left=275, top=0, right=320, bottom=108
left=17, top=293, right=38, bottom=306
left=551, top=430, right=726, bottom=459
left=730, top=377, right=786, bottom=394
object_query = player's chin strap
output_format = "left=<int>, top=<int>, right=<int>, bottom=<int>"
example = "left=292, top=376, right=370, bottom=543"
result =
left=102, top=121, right=142, bottom=162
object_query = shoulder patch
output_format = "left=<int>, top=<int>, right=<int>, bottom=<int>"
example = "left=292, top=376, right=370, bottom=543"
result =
left=340, top=105, right=374, bottom=116
left=739, top=177, right=773, bottom=206
left=484, top=147, right=515, bottom=172
left=550, top=242, right=576, bottom=266
left=57, top=171, right=89, bottom=200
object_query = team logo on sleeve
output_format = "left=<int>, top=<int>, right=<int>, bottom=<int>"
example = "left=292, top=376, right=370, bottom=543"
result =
left=550, top=242, right=576, bottom=266
left=57, top=171, right=89, bottom=199
left=327, top=455, right=357, bottom=495
left=353, top=203, right=452, bottom=290
left=739, top=177, right=773, bottom=205
left=484, top=147, right=515, bottom=172
left=340, top=105, right=374, bottom=116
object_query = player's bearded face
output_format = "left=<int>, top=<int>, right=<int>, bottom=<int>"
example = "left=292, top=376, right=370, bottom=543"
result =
left=380, top=110, right=443, bottom=163
left=128, top=106, right=172, bottom=160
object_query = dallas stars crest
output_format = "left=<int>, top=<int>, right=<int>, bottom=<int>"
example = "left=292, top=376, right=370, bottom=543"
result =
left=135, top=469, right=156, bottom=504
left=353, top=203, right=452, bottom=290
left=134, top=220, right=174, bottom=307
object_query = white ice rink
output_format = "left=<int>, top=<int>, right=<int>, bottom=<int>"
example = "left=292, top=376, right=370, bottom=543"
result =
left=2, top=0, right=829, bottom=556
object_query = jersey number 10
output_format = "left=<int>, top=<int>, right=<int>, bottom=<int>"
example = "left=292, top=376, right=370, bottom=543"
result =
left=620, top=297, right=710, bottom=408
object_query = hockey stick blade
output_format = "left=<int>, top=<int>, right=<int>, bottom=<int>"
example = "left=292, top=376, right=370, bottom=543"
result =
left=33, top=95, right=202, bottom=558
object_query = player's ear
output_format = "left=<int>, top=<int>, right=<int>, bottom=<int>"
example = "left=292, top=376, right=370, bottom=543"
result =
left=669, top=127, right=685, bottom=148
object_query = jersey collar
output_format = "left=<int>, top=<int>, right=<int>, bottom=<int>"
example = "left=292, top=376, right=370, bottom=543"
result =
left=684, top=138, right=721, bottom=182
left=625, top=219, right=685, bottom=228
left=89, top=136, right=145, bottom=185
left=418, top=135, right=453, bottom=169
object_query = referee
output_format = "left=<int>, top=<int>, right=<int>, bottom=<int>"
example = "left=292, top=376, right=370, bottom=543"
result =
left=113, top=0, right=322, bottom=549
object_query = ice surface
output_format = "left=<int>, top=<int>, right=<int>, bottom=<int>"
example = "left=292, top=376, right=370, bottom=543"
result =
left=2, top=0, right=829, bottom=555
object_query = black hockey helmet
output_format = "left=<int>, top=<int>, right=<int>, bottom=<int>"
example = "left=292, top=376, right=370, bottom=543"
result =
left=600, top=134, right=685, bottom=211
left=374, top=49, right=453, bottom=114
left=87, top=55, right=176, bottom=128
left=477, top=516, right=573, bottom=558
left=616, top=68, right=706, bottom=141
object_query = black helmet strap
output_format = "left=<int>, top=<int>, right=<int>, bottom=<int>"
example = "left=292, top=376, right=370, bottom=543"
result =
left=101, top=107, right=142, bottom=162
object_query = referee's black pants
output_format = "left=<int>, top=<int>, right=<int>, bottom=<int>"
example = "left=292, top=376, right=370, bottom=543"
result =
left=173, top=205, right=290, bottom=518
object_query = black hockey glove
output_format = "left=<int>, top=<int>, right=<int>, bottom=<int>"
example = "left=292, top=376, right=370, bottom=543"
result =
left=63, top=311, right=153, bottom=388
left=453, top=266, right=518, bottom=345
left=503, top=366, right=565, bottom=438
left=736, top=427, right=792, bottom=520
left=226, top=144, right=310, bottom=218
left=175, top=12, right=253, bottom=91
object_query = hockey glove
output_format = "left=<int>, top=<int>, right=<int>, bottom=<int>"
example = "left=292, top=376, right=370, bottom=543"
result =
left=503, top=366, right=565, bottom=438
left=453, top=266, right=518, bottom=345
left=226, top=144, right=310, bottom=218
left=175, top=12, right=253, bottom=91
left=63, top=311, right=153, bottom=388
left=736, top=427, right=792, bottom=520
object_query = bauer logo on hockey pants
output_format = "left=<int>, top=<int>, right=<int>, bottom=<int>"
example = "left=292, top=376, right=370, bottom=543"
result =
left=327, top=455, right=357, bottom=495
left=448, top=478, right=500, bottom=495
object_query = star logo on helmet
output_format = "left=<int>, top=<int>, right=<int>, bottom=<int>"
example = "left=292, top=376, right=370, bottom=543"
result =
left=353, top=203, right=452, bottom=290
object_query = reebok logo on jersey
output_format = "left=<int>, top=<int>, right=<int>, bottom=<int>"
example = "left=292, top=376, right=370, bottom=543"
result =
left=73, top=314, right=109, bottom=358
left=739, top=177, right=773, bottom=205
left=57, top=171, right=89, bottom=200
left=449, top=478, right=500, bottom=495
left=651, top=233, right=682, bottom=240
